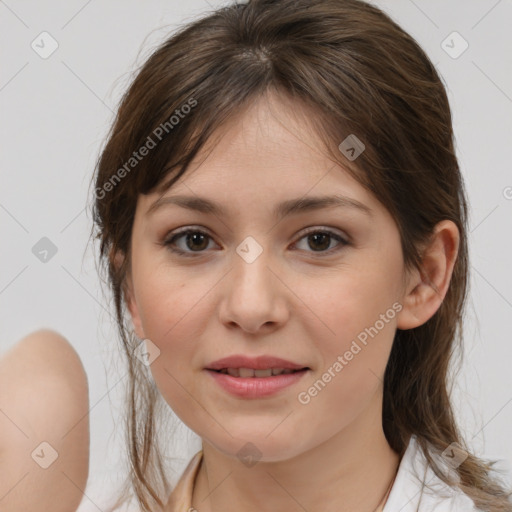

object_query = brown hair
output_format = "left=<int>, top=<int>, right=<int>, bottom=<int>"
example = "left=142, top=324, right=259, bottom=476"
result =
left=89, top=0, right=512, bottom=510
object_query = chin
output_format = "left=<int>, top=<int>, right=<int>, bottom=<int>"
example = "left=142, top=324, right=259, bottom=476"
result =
left=205, top=432, right=308, bottom=465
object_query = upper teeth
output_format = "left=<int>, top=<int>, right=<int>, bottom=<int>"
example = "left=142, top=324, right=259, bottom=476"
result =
left=218, top=368, right=299, bottom=377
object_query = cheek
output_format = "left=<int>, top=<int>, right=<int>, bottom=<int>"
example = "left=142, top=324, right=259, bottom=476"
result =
left=295, top=317, right=396, bottom=444
left=293, top=264, right=400, bottom=406
left=133, top=266, right=215, bottom=388
left=295, top=261, right=401, bottom=347
left=135, top=261, right=208, bottom=338
left=142, top=305, right=204, bottom=423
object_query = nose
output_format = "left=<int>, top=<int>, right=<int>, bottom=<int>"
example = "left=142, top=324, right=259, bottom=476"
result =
left=218, top=245, right=289, bottom=334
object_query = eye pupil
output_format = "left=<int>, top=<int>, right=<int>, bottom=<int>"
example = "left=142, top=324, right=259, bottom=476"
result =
left=187, top=232, right=209, bottom=251
left=308, top=233, right=331, bottom=251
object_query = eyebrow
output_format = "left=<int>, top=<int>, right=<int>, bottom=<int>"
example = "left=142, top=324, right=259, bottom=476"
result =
left=146, top=193, right=373, bottom=219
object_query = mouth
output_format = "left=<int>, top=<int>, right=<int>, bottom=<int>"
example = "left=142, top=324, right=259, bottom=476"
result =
left=205, top=365, right=310, bottom=398
left=208, top=367, right=310, bottom=378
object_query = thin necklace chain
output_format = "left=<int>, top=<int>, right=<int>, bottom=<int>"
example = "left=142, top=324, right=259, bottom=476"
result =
left=371, top=467, right=398, bottom=512
left=196, top=452, right=399, bottom=512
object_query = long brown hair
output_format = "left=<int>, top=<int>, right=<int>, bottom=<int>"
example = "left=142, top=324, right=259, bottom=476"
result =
left=89, top=0, right=512, bottom=510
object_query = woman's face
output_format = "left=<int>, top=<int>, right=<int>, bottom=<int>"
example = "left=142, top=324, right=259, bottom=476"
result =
left=124, top=93, right=412, bottom=461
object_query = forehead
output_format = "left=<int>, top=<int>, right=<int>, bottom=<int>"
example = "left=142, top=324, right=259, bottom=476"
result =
left=133, top=92, right=400, bottom=236
left=142, top=93, right=378, bottom=213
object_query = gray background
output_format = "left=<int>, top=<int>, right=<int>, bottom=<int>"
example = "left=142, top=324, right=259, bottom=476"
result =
left=1, top=0, right=511, bottom=509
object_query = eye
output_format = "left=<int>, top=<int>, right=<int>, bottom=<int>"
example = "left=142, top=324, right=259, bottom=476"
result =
left=162, top=226, right=348, bottom=257
left=292, top=228, right=348, bottom=255
left=163, top=228, right=217, bottom=257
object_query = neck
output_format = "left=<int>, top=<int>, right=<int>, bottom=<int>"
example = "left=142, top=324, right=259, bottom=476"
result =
left=192, top=390, right=400, bottom=512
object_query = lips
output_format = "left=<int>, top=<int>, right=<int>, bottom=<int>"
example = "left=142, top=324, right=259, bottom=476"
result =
left=214, top=367, right=303, bottom=378
left=205, top=361, right=310, bottom=398
left=205, top=354, right=309, bottom=372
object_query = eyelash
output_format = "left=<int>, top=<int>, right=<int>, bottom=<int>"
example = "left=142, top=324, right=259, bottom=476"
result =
left=162, top=226, right=349, bottom=258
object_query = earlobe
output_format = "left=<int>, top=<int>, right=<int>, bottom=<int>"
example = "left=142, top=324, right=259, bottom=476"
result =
left=395, top=266, right=423, bottom=330
left=126, top=287, right=145, bottom=340
left=396, top=220, right=459, bottom=331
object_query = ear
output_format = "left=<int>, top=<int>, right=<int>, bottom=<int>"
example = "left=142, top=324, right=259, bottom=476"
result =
left=396, top=220, right=460, bottom=330
left=112, top=249, right=146, bottom=340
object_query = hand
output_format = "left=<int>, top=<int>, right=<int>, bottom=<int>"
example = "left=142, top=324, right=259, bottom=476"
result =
left=0, top=329, right=90, bottom=511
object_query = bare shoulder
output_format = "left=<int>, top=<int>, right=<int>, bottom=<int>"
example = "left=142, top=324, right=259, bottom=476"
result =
left=0, top=328, right=90, bottom=512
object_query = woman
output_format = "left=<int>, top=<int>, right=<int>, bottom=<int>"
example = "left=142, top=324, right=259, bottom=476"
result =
left=87, top=0, right=511, bottom=511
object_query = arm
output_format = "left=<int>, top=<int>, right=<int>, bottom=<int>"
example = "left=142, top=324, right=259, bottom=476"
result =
left=0, top=329, right=90, bottom=511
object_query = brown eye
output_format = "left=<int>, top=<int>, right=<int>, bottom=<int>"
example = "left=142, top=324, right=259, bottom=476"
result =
left=163, top=226, right=348, bottom=258
left=306, top=232, right=331, bottom=251
left=293, top=229, right=348, bottom=254
left=164, top=229, right=216, bottom=256
left=183, top=232, right=210, bottom=251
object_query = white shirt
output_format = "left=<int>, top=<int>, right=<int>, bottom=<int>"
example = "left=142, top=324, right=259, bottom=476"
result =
left=383, top=434, right=480, bottom=511
left=165, top=434, right=481, bottom=511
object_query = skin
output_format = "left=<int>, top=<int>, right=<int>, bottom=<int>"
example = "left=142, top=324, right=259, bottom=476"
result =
left=0, top=329, right=90, bottom=512
left=121, top=91, right=459, bottom=512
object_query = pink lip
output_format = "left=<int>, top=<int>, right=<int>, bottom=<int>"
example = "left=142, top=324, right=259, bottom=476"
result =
left=205, top=354, right=308, bottom=371
left=205, top=368, right=309, bottom=398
